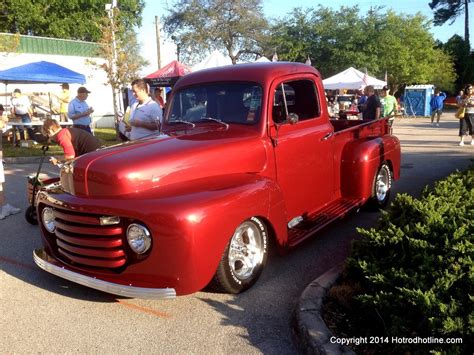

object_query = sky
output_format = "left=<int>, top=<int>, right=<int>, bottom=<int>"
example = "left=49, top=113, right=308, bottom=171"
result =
left=137, top=0, right=472, bottom=75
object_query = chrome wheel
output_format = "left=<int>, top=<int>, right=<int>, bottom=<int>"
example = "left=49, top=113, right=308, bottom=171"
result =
left=368, top=163, right=392, bottom=210
left=211, top=217, right=268, bottom=294
left=375, top=165, right=391, bottom=202
left=228, top=220, right=265, bottom=280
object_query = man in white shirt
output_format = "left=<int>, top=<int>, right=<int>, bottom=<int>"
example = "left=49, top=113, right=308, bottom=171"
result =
left=127, top=79, right=162, bottom=140
left=10, top=88, right=34, bottom=142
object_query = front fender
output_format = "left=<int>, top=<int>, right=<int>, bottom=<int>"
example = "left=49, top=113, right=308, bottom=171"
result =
left=151, top=173, right=287, bottom=294
left=37, top=173, right=288, bottom=296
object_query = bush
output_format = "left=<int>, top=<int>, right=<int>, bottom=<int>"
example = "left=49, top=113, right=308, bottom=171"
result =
left=346, top=166, right=473, bottom=353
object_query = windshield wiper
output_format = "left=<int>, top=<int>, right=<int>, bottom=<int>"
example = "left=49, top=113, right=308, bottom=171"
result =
left=197, top=117, right=229, bottom=129
left=167, top=120, right=196, bottom=128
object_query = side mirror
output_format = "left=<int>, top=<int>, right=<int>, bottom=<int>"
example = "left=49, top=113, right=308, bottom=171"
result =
left=287, top=113, right=299, bottom=125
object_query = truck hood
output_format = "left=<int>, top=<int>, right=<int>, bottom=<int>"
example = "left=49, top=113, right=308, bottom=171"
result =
left=71, top=127, right=267, bottom=197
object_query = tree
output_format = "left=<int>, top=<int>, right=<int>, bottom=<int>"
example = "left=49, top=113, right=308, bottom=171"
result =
left=429, top=0, right=472, bottom=46
left=87, top=7, right=148, bottom=134
left=0, top=0, right=144, bottom=42
left=439, top=35, right=474, bottom=89
left=163, top=0, right=269, bottom=64
left=0, top=33, right=20, bottom=54
left=268, top=6, right=457, bottom=94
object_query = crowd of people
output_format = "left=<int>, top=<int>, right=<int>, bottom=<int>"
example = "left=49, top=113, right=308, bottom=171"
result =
left=327, top=85, right=399, bottom=121
left=0, top=78, right=166, bottom=220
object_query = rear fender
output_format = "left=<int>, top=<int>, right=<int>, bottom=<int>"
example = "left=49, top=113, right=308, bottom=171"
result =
left=340, top=135, right=400, bottom=200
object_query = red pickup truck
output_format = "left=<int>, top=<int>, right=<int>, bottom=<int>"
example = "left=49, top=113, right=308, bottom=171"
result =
left=33, top=63, right=400, bottom=299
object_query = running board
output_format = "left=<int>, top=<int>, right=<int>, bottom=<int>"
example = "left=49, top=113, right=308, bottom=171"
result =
left=287, top=198, right=364, bottom=248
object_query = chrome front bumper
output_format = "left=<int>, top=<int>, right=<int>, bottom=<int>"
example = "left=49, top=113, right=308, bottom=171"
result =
left=33, top=249, right=176, bottom=299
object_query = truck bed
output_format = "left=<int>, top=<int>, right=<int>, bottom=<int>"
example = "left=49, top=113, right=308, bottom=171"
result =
left=330, top=117, right=391, bottom=138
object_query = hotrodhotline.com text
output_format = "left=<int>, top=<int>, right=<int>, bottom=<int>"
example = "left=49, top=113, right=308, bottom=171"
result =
left=330, top=336, right=463, bottom=347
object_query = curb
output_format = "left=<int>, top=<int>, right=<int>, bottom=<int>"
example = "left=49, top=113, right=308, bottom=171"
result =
left=293, top=264, right=355, bottom=355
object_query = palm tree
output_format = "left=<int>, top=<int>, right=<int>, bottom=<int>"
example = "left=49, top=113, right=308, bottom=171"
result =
left=429, top=0, right=472, bottom=46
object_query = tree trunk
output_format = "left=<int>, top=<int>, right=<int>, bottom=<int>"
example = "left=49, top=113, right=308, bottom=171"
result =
left=465, top=0, right=470, bottom=47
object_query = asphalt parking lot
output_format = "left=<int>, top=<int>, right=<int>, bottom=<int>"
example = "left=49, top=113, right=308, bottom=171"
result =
left=0, top=112, right=472, bottom=353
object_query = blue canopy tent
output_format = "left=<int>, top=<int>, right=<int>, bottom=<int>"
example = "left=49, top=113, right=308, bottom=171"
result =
left=0, top=61, right=85, bottom=84
left=0, top=61, right=86, bottom=115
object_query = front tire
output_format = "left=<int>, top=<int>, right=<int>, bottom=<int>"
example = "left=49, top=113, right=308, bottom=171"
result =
left=25, top=205, right=38, bottom=225
left=368, top=163, right=392, bottom=210
left=210, top=217, right=268, bottom=294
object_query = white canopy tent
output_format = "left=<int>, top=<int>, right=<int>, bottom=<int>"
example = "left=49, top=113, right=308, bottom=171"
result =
left=323, top=67, right=386, bottom=90
left=255, top=56, right=271, bottom=62
left=192, top=50, right=232, bottom=72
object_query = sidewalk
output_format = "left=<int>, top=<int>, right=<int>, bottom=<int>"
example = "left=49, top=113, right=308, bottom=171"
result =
left=293, top=113, right=473, bottom=353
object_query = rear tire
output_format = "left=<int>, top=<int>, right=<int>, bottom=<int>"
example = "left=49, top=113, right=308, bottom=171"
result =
left=210, top=217, right=268, bottom=294
left=368, top=163, right=392, bottom=210
left=25, top=205, right=38, bottom=225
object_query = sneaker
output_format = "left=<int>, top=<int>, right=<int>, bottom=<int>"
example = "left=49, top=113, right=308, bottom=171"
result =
left=471, top=140, right=474, bottom=145
left=436, top=123, right=440, bottom=127
left=0, top=204, right=21, bottom=219
left=459, top=141, right=464, bottom=146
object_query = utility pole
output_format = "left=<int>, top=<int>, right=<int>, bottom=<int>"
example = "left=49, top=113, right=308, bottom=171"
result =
left=105, top=0, right=122, bottom=133
left=155, top=16, right=162, bottom=69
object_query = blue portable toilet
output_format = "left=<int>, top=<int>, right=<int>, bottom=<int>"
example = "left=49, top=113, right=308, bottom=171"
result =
left=403, top=85, right=434, bottom=116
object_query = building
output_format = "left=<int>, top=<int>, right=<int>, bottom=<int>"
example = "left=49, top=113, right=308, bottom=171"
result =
left=0, top=33, right=114, bottom=127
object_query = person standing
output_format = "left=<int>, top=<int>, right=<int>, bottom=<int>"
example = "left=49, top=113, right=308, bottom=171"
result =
left=429, top=89, right=447, bottom=127
left=10, top=88, right=34, bottom=143
left=126, top=79, right=162, bottom=140
left=0, top=104, right=20, bottom=220
left=456, top=90, right=464, bottom=106
left=459, top=84, right=474, bottom=146
left=68, top=86, right=94, bottom=133
left=380, top=85, right=398, bottom=117
left=362, top=86, right=381, bottom=120
left=153, top=87, right=165, bottom=110
left=57, top=83, right=71, bottom=122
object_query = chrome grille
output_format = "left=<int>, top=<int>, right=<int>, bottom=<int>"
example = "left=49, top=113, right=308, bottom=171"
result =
left=49, top=207, right=126, bottom=269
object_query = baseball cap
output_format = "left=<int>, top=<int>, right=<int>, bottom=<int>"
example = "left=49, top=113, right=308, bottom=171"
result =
left=61, top=83, right=69, bottom=89
left=77, top=86, right=91, bottom=94
left=13, top=88, right=21, bottom=93
left=382, top=85, right=389, bottom=91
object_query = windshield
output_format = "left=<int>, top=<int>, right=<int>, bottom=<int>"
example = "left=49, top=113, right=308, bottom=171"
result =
left=167, top=82, right=262, bottom=126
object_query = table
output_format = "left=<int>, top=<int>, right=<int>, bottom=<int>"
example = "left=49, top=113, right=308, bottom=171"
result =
left=6, top=121, right=74, bottom=146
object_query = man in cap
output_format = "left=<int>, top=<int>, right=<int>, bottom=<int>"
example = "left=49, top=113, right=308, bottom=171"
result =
left=56, top=83, right=70, bottom=122
left=68, top=86, right=94, bottom=133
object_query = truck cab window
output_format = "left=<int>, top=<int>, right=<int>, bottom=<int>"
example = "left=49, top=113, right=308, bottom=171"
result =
left=168, top=83, right=262, bottom=125
left=273, top=80, right=320, bottom=123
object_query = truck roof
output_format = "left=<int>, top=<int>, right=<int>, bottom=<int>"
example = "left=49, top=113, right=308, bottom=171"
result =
left=174, top=62, right=322, bottom=89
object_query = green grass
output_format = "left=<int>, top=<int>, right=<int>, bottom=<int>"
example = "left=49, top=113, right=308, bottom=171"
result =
left=2, top=128, right=122, bottom=158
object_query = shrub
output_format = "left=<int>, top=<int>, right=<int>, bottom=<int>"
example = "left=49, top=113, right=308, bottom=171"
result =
left=346, top=166, right=473, bottom=353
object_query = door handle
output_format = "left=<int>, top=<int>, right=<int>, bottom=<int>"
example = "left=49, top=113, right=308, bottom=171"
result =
left=321, top=132, right=333, bottom=141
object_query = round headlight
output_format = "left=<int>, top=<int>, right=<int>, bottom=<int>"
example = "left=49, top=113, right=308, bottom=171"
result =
left=42, top=207, right=56, bottom=233
left=126, top=223, right=151, bottom=254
